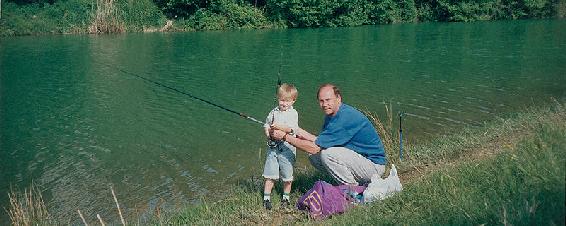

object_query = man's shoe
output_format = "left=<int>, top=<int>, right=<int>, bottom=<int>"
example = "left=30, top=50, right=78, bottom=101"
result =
left=263, top=199, right=272, bottom=210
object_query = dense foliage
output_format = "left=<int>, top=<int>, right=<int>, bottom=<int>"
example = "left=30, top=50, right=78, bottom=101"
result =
left=0, top=0, right=562, bottom=35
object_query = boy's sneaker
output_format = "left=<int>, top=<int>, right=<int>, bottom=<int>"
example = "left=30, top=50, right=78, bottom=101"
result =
left=280, top=199, right=290, bottom=209
left=263, top=199, right=272, bottom=210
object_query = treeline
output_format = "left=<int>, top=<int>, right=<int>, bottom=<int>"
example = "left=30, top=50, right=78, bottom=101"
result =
left=0, top=0, right=563, bottom=35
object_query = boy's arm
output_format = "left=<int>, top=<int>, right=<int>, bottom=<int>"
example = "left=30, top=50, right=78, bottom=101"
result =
left=264, top=127, right=271, bottom=138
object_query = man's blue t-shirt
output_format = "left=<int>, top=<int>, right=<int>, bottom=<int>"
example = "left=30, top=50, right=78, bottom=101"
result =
left=315, top=103, right=387, bottom=165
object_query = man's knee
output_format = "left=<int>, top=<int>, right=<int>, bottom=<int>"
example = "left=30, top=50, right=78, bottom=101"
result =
left=319, top=147, right=345, bottom=164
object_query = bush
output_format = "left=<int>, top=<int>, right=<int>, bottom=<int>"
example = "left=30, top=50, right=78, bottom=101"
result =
left=183, top=0, right=269, bottom=30
left=118, top=0, right=166, bottom=31
left=330, top=0, right=370, bottom=27
left=413, top=0, right=556, bottom=22
left=368, top=0, right=400, bottom=24
left=0, top=1, right=93, bottom=35
left=189, top=9, right=228, bottom=30
left=210, top=0, right=269, bottom=29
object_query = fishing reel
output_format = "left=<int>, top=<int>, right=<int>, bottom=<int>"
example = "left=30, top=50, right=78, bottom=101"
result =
left=267, top=139, right=278, bottom=148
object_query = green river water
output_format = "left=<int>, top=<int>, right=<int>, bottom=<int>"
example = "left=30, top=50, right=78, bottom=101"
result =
left=1, top=19, right=565, bottom=223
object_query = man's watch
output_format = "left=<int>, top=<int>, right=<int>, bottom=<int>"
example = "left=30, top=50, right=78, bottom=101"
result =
left=289, top=129, right=295, bottom=136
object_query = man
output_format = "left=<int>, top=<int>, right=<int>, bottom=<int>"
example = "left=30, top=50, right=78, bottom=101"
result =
left=271, top=83, right=386, bottom=185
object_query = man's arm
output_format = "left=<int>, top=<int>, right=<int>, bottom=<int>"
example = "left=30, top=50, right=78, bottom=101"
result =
left=295, top=128, right=316, bottom=142
left=271, top=130, right=320, bottom=154
left=270, top=124, right=317, bottom=142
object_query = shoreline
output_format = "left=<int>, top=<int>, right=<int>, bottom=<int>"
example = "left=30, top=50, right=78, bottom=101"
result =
left=6, top=101, right=565, bottom=224
left=1, top=0, right=563, bottom=37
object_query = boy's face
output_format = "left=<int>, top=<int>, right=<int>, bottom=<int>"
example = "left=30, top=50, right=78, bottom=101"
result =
left=278, top=98, right=295, bottom=111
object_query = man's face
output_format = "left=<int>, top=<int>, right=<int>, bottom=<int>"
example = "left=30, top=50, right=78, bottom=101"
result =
left=318, top=87, right=341, bottom=116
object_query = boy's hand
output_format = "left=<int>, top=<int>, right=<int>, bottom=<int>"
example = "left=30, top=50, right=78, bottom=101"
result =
left=264, top=127, right=272, bottom=138
left=270, top=129, right=287, bottom=141
left=271, top=123, right=290, bottom=133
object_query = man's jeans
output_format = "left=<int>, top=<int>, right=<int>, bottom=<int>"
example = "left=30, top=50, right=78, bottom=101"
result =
left=309, top=147, right=385, bottom=185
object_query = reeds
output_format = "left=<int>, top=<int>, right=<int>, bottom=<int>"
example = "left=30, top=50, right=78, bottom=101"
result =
left=7, top=183, right=51, bottom=226
left=89, top=0, right=125, bottom=33
left=76, top=186, right=126, bottom=226
left=7, top=183, right=128, bottom=225
left=362, top=101, right=402, bottom=166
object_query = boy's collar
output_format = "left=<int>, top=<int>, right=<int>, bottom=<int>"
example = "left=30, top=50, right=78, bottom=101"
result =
left=277, top=106, right=294, bottom=111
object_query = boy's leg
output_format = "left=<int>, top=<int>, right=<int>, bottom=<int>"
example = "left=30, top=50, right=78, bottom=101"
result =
left=264, top=179, right=275, bottom=200
left=281, top=181, right=292, bottom=208
left=263, top=179, right=274, bottom=210
left=262, top=148, right=279, bottom=210
left=278, top=146, right=296, bottom=182
left=282, top=181, right=292, bottom=201
left=263, top=178, right=277, bottom=201
left=282, top=181, right=292, bottom=195
left=278, top=146, right=295, bottom=208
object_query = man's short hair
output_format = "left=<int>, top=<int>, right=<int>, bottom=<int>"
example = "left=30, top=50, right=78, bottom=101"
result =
left=317, top=83, right=341, bottom=99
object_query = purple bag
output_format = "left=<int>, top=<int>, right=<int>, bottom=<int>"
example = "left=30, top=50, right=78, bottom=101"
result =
left=296, top=181, right=366, bottom=219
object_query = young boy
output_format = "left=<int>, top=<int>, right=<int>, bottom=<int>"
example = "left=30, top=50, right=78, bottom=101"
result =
left=262, top=83, right=299, bottom=210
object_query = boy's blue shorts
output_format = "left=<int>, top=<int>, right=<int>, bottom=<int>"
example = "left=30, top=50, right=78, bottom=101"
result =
left=262, top=142, right=296, bottom=182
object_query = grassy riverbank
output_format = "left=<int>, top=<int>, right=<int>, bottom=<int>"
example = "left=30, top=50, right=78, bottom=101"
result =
left=6, top=101, right=565, bottom=225
left=154, top=100, right=565, bottom=225
left=1, top=0, right=564, bottom=36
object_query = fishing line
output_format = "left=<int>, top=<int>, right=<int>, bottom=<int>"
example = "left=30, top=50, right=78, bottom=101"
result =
left=108, top=64, right=265, bottom=125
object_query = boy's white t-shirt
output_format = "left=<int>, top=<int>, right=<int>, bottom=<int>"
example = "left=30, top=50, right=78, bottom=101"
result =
left=264, top=106, right=299, bottom=132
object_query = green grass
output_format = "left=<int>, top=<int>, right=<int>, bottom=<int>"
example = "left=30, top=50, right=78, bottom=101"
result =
left=7, top=101, right=565, bottom=225
left=161, top=101, right=565, bottom=225
left=326, top=121, right=565, bottom=225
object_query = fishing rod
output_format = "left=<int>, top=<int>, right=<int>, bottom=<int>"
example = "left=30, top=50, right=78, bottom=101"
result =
left=277, top=49, right=283, bottom=87
left=110, top=65, right=265, bottom=125
left=268, top=50, right=284, bottom=148
left=398, top=112, right=405, bottom=161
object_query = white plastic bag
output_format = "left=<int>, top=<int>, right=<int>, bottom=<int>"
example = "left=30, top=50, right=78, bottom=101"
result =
left=363, top=164, right=403, bottom=203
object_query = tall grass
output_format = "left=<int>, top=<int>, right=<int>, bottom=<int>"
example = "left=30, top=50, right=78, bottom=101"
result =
left=7, top=183, right=52, bottom=226
left=89, top=0, right=124, bottom=33
left=363, top=101, right=401, bottom=166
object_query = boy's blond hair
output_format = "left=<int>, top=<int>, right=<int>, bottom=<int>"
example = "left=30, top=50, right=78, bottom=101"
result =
left=277, top=83, right=298, bottom=101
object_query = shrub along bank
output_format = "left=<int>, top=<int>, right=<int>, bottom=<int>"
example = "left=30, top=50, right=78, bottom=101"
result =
left=0, top=0, right=563, bottom=36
